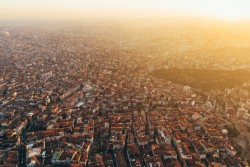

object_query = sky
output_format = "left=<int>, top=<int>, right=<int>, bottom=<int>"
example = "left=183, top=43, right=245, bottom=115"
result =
left=1, top=0, right=250, bottom=21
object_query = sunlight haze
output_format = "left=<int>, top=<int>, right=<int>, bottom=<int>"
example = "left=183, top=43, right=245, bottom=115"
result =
left=1, top=0, right=250, bottom=21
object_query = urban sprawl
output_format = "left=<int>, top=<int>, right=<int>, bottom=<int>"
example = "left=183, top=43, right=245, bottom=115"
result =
left=0, top=25, right=250, bottom=167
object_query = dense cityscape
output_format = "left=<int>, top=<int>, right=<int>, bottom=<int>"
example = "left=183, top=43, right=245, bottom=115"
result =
left=0, top=23, right=250, bottom=167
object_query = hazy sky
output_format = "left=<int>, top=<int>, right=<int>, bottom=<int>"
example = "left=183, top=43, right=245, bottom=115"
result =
left=1, top=0, right=250, bottom=21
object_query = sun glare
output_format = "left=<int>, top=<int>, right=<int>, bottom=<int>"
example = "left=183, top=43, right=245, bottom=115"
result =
left=195, top=1, right=250, bottom=20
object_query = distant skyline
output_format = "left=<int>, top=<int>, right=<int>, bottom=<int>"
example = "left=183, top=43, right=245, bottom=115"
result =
left=1, top=0, right=250, bottom=21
